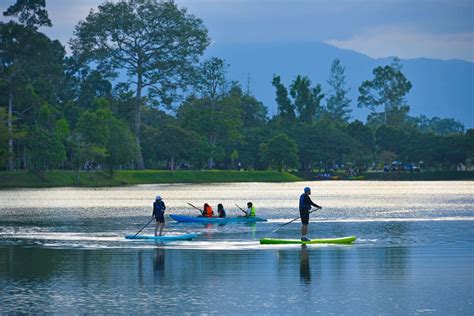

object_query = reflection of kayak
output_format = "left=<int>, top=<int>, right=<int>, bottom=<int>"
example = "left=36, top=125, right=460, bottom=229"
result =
left=170, top=214, right=267, bottom=224
left=260, top=236, right=356, bottom=245
left=125, top=233, right=197, bottom=241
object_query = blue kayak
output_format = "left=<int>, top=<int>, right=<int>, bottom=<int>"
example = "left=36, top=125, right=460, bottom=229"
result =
left=125, top=233, right=197, bottom=241
left=170, top=214, right=267, bottom=224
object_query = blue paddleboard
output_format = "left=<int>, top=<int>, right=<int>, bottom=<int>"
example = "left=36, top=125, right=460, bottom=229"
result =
left=125, top=233, right=197, bottom=241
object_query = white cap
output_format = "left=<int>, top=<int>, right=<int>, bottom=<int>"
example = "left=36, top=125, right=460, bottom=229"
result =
left=155, top=195, right=161, bottom=200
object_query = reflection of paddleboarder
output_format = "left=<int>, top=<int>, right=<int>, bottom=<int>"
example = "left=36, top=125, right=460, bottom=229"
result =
left=154, top=248, right=165, bottom=271
left=300, top=245, right=311, bottom=283
left=153, top=248, right=165, bottom=280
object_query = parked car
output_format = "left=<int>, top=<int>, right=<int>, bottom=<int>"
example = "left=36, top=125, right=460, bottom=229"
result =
left=391, top=161, right=404, bottom=172
left=404, top=163, right=420, bottom=172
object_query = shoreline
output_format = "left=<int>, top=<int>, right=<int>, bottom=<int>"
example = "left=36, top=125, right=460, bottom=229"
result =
left=0, top=170, right=473, bottom=189
left=0, top=170, right=301, bottom=189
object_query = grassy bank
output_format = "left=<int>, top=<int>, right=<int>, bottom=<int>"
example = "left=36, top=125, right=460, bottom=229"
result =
left=294, top=170, right=474, bottom=181
left=360, top=171, right=474, bottom=181
left=0, top=170, right=302, bottom=189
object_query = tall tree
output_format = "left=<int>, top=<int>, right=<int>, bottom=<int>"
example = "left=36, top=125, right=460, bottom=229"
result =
left=3, top=0, right=52, bottom=29
left=326, top=58, right=352, bottom=122
left=272, top=75, right=295, bottom=122
left=358, top=58, right=412, bottom=126
left=180, top=58, right=243, bottom=168
left=70, top=0, right=209, bottom=168
left=194, top=57, right=227, bottom=100
left=290, top=75, right=324, bottom=123
left=0, top=108, right=8, bottom=167
left=0, top=21, right=64, bottom=170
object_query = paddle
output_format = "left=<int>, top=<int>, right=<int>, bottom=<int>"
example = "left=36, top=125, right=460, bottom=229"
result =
left=132, top=217, right=155, bottom=238
left=187, top=202, right=204, bottom=215
left=269, top=206, right=322, bottom=235
left=235, top=203, right=248, bottom=216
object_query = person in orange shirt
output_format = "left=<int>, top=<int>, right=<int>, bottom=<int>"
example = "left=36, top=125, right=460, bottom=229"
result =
left=202, top=203, right=214, bottom=217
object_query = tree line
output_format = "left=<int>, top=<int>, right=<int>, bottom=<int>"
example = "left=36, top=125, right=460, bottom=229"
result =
left=0, top=0, right=472, bottom=175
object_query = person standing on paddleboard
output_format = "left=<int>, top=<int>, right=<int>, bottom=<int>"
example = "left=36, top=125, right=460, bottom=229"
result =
left=299, top=187, right=322, bottom=241
left=153, top=195, right=166, bottom=236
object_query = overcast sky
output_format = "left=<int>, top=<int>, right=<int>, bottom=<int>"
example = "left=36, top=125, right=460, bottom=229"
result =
left=1, top=0, right=473, bottom=62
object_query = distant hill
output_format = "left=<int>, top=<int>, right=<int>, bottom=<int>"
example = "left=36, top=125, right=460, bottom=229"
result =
left=205, top=41, right=474, bottom=128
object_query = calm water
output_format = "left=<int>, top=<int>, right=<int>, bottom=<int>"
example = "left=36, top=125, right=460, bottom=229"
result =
left=0, top=181, right=473, bottom=314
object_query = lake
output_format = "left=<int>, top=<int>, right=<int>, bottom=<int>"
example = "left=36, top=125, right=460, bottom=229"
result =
left=0, top=181, right=473, bottom=314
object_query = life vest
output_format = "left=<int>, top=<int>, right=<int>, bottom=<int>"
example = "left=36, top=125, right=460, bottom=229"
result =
left=248, top=206, right=256, bottom=217
left=203, top=205, right=213, bottom=217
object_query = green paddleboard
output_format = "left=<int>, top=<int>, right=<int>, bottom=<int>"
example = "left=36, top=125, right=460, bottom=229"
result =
left=260, top=236, right=356, bottom=245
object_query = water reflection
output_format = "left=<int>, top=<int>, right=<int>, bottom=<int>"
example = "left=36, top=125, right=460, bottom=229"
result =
left=0, top=182, right=472, bottom=314
left=154, top=248, right=165, bottom=276
left=299, top=245, right=311, bottom=284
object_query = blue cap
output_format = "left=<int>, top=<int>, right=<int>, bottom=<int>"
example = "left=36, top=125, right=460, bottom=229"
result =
left=304, top=187, right=311, bottom=193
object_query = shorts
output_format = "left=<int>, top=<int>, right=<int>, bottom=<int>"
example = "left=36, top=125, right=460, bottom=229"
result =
left=155, top=211, right=165, bottom=223
left=300, top=209, right=309, bottom=225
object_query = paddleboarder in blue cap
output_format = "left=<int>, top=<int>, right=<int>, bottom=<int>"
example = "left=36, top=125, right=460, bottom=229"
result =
left=153, top=195, right=166, bottom=236
left=299, top=187, right=322, bottom=241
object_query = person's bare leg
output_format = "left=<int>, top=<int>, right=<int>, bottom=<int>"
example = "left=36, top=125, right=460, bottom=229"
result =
left=302, top=224, right=308, bottom=237
left=159, top=223, right=164, bottom=236
left=154, top=222, right=159, bottom=236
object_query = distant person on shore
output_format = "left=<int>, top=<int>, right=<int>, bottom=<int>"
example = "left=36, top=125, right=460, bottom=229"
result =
left=202, top=203, right=214, bottom=217
left=153, top=195, right=166, bottom=236
left=217, top=203, right=226, bottom=218
left=299, top=187, right=322, bottom=241
left=246, top=202, right=256, bottom=217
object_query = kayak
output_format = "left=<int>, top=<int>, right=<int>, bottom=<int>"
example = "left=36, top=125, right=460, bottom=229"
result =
left=125, top=233, right=198, bottom=241
left=260, top=236, right=357, bottom=245
left=170, top=214, right=267, bottom=224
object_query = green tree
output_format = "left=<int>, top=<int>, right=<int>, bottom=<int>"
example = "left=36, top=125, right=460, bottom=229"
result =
left=71, top=0, right=209, bottom=168
left=179, top=59, right=243, bottom=168
left=260, top=133, right=298, bottom=171
left=0, top=107, right=9, bottom=167
left=426, top=117, right=464, bottom=135
left=0, top=21, right=64, bottom=170
left=291, top=120, right=352, bottom=171
left=272, top=75, right=295, bottom=122
left=158, top=124, right=204, bottom=170
left=106, top=117, right=138, bottom=171
left=290, top=75, right=324, bottom=123
left=358, top=58, right=412, bottom=126
left=28, top=103, right=68, bottom=171
left=3, top=0, right=52, bottom=29
left=194, top=57, right=228, bottom=100
left=345, top=120, right=373, bottom=167
left=239, top=89, right=268, bottom=128
left=73, top=106, right=112, bottom=176
left=326, top=58, right=352, bottom=122
left=77, top=70, right=113, bottom=110
left=374, top=125, right=405, bottom=159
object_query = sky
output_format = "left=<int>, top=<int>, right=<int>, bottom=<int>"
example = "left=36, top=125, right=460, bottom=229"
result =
left=1, top=0, right=473, bottom=62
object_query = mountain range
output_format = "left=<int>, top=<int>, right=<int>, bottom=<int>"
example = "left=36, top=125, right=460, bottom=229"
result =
left=206, top=41, right=474, bottom=128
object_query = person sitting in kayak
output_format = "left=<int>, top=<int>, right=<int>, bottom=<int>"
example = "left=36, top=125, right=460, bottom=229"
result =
left=202, top=203, right=214, bottom=217
left=299, top=187, right=322, bottom=241
left=217, top=203, right=226, bottom=218
left=246, top=202, right=256, bottom=217
left=153, top=195, right=166, bottom=236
